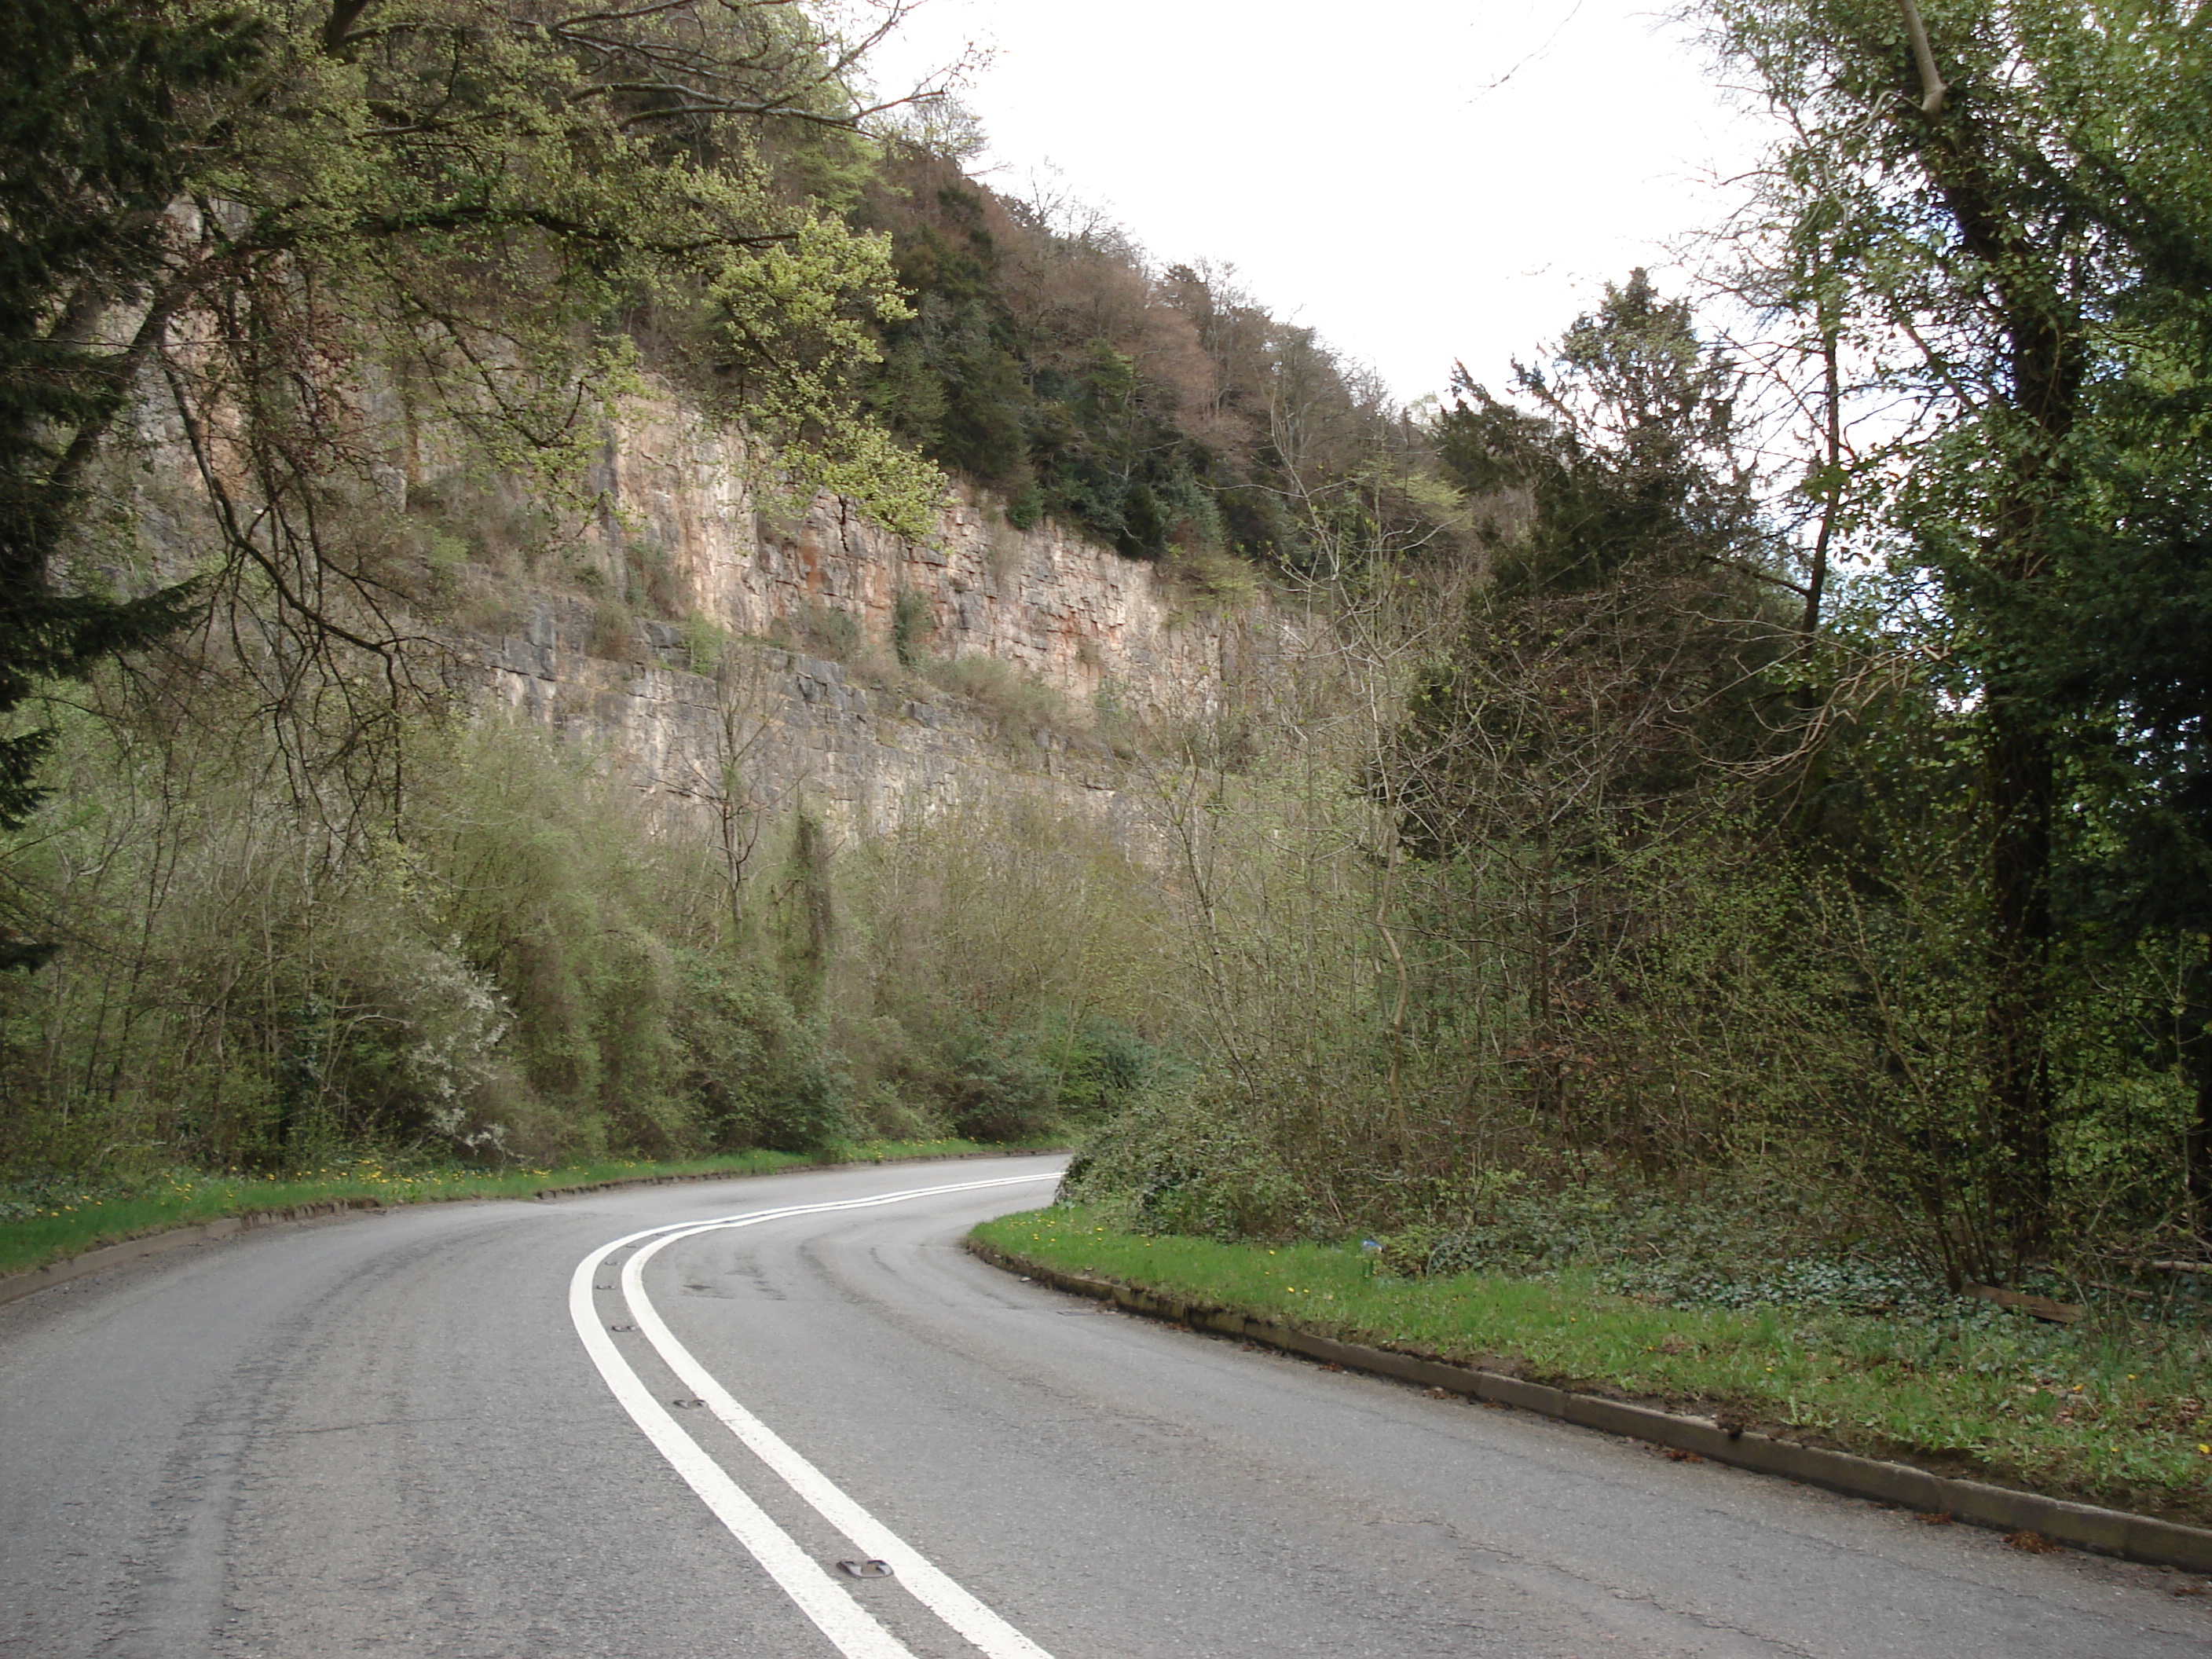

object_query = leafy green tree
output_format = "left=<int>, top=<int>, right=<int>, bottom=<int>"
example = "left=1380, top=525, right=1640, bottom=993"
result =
left=1419, top=273, right=1785, bottom=839
left=2055, top=390, right=2212, bottom=1215
left=1706, top=0, right=2212, bottom=1259
left=1438, top=270, right=1771, bottom=604
left=0, top=0, right=265, bottom=928
left=1407, top=274, right=1789, bottom=1130
left=2, top=0, right=939, bottom=866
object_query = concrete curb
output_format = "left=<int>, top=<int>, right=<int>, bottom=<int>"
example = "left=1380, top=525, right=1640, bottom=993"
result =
left=0, top=1146, right=1063, bottom=1310
left=968, top=1239, right=2212, bottom=1575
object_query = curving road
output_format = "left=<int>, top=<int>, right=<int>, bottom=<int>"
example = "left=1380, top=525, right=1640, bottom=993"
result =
left=1, top=1156, right=2203, bottom=1657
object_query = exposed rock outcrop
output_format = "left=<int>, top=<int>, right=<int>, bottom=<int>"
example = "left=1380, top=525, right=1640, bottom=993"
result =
left=119, top=380, right=1273, bottom=844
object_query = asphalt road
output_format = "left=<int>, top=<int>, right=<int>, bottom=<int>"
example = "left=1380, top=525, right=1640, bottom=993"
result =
left=2, top=1155, right=2204, bottom=1658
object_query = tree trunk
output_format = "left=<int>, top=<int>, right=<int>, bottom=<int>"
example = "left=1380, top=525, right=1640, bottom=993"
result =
left=1903, top=75, right=2082, bottom=1269
left=1983, top=696, right=2054, bottom=1258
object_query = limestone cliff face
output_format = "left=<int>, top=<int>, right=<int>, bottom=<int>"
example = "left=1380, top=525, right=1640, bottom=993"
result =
left=585, top=397, right=1238, bottom=718
left=479, top=598, right=1143, bottom=844
left=469, top=395, right=1265, bottom=841
left=115, top=375, right=1264, bottom=844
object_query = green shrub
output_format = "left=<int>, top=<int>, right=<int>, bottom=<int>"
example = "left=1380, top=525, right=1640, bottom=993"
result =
left=673, top=952, right=848, bottom=1152
left=937, top=1024, right=1064, bottom=1142
left=891, top=588, right=935, bottom=668
left=1062, top=1089, right=1320, bottom=1241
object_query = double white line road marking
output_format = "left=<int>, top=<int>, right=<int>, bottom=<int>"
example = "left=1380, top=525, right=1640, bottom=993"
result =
left=568, top=1174, right=1060, bottom=1659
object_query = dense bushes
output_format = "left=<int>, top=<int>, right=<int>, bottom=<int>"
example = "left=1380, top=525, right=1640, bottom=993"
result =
left=0, top=705, right=842, bottom=1173
left=1064, top=659, right=2202, bottom=1285
left=1057, top=270, right=2210, bottom=1292
left=830, top=799, right=1177, bottom=1144
left=13, top=1, right=2202, bottom=1312
left=0, top=0, right=1461, bottom=1198
left=1060, top=1090, right=1317, bottom=1242
left=0, top=670, right=1196, bottom=1185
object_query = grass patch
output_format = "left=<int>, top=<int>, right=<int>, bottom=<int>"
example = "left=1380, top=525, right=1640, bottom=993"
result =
left=0, top=1137, right=1061, bottom=1280
left=973, top=1204, right=2212, bottom=1529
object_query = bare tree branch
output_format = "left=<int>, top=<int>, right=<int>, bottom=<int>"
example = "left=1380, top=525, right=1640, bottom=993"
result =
left=1895, top=0, right=1948, bottom=115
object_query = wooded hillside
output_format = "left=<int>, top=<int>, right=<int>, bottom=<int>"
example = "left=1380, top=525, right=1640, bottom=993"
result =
left=5, top=0, right=2211, bottom=1312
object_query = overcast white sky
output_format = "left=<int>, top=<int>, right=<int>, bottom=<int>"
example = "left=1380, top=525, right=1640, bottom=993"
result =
left=861, top=0, right=1778, bottom=406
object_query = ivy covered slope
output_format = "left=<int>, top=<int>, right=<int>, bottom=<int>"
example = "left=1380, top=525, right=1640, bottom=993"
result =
left=975, top=1203, right=2212, bottom=1529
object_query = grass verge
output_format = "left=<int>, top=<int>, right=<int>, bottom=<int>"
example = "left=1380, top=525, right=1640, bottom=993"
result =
left=973, top=1204, right=2212, bottom=1529
left=0, top=1137, right=1061, bottom=1280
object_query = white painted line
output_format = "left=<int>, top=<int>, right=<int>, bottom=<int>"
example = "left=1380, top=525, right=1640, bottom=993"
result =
left=569, top=1245, right=916, bottom=1657
left=627, top=1208, right=1059, bottom=1658
left=569, top=1174, right=1060, bottom=1659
